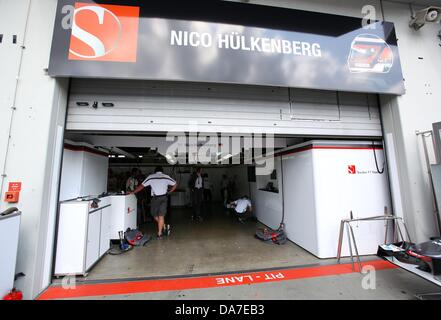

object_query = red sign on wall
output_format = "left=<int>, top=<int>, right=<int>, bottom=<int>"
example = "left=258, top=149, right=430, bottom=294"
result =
left=8, top=182, right=22, bottom=192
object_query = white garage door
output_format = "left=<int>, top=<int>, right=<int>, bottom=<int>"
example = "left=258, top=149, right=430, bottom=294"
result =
left=66, top=79, right=382, bottom=137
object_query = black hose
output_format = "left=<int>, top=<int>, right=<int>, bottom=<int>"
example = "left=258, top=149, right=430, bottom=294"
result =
left=0, top=207, right=19, bottom=216
left=280, top=154, right=285, bottom=226
left=373, top=141, right=385, bottom=174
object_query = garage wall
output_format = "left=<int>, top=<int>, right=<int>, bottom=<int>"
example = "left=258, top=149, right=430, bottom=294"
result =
left=379, top=2, right=441, bottom=241
left=0, top=0, right=68, bottom=299
left=67, top=79, right=381, bottom=137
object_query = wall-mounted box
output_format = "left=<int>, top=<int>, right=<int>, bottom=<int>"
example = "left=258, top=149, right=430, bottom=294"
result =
left=4, top=191, right=19, bottom=203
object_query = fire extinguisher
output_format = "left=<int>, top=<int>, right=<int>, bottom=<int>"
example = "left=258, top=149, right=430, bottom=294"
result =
left=3, top=288, right=23, bottom=300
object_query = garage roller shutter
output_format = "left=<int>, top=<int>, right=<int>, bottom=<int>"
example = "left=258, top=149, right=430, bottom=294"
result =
left=66, top=79, right=382, bottom=137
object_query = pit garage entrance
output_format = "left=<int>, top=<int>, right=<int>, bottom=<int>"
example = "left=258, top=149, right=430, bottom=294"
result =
left=52, top=78, right=390, bottom=282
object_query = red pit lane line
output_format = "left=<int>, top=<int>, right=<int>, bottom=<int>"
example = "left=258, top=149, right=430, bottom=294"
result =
left=37, top=260, right=395, bottom=300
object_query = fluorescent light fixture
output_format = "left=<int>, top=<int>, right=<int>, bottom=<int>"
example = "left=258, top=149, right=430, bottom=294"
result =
left=165, top=153, right=177, bottom=165
left=216, top=153, right=233, bottom=163
left=117, top=155, right=126, bottom=158
left=138, top=155, right=143, bottom=158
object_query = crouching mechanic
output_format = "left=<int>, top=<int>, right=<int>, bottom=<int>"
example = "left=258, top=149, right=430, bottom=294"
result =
left=228, top=195, right=253, bottom=223
left=131, top=166, right=177, bottom=239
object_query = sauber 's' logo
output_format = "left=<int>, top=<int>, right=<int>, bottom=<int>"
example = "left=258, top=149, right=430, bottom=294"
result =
left=348, top=165, right=357, bottom=174
left=68, top=3, right=139, bottom=62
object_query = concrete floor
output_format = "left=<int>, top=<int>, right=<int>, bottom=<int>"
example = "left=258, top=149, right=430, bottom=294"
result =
left=79, top=203, right=320, bottom=282
left=49, top=203, right=441, bottom=300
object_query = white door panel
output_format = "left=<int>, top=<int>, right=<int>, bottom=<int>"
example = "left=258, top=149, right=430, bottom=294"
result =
left=67, top=79, right=382, bottom=137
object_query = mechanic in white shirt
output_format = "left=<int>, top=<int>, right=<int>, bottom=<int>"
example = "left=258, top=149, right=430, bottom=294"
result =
left=131, top=166, right=177, bottom=239
left=228, top=195, right=253, bottom=223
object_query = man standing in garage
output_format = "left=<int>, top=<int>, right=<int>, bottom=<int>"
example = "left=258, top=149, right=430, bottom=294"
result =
left=131, top=166, right=177, bottom=239
left=190, top=167, right=204, bottom=222
left=126, top=168, right=140, bottom=193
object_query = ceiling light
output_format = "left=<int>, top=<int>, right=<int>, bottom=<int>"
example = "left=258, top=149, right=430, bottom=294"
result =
left=165, top=153, right=177, bottom=165
left=216, top=153, right=233, bottom=163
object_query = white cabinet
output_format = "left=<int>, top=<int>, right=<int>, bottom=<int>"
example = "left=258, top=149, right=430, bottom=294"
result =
left=55, top=198, right=111, bottom=277
left=99, top=202, right=111, bottom=257
left=109, top=195, right=137, bottom=240
left=86, top=210, right=101, bottom=271
left=0, top=211, right=21, bottom=298
left=59, top=147, right=109, bottom=202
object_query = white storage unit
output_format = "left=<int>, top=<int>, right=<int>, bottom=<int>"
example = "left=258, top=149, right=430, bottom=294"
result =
left=276, top=140, right=391, bottom=258
left=0, top=211, right=21, bottom=298
left=108, top=195, right=137, bottom=240
left=59, top=145, right=109, bottom=201
left=66, top=79, right=381, bottom=137
left=54, top=197, right=111, bottom=276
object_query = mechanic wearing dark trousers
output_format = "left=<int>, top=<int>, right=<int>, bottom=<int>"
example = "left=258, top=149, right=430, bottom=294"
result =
left=191, top=167, right=204, bottom=222
left=131, top=166, right=177, bottom=239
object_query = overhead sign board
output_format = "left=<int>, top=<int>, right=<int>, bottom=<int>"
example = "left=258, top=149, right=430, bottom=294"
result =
left=49, top=1, right=405, bottom=95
